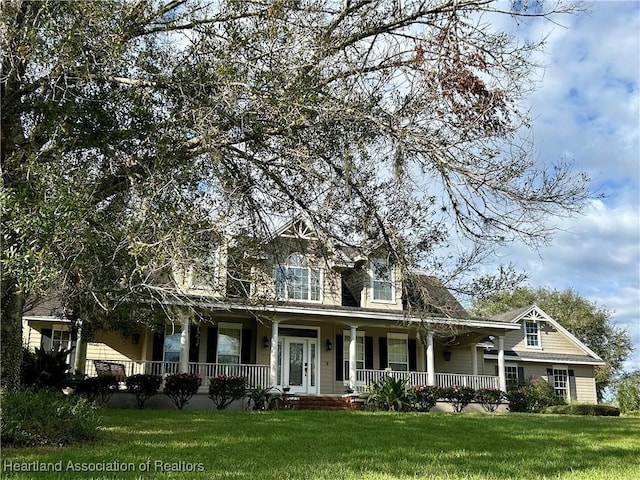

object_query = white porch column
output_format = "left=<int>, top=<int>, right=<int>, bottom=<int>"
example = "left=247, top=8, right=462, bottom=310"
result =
left=426, top=330, right=435, bottom=386
left=471, top=344, right=478, bottom=376
left=498, top=336, right=506, bottom=392
left=349, top=325, right=357, bottom=391
left=73, top=321, right=87, bottom=374
left=269, top=321, right=279, bottom=387
left=179, top=311, right=191, bottom=373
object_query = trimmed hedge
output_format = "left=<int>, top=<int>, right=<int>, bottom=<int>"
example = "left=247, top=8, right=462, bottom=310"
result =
left=542, top=404, right=620, bottom=416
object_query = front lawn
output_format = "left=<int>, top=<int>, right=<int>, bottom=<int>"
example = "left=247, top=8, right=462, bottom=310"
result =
left=3, top=409, right=639, bottom=479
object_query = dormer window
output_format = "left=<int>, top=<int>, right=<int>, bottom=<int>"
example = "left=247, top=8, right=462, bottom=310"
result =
left=525, top=321, right=540, bottom=348
left=275, top=253, right=321, bottom=302
left=191, top=253, right=219, bottom=289
left=371, top=259, right=394, bottom=302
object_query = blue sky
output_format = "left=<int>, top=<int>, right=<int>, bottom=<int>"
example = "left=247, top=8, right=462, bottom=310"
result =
left=493, top=1, right=640, bottom=372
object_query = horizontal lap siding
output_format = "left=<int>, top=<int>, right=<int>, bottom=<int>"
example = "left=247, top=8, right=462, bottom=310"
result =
left=507, top=324, right=585, bottom=356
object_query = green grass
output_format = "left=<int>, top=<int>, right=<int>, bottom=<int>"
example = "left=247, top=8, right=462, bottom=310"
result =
left=3, top=409, right=639, bottom=480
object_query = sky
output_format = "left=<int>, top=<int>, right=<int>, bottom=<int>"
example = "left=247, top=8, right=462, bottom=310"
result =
left=490, top=1, right=640, bottom=373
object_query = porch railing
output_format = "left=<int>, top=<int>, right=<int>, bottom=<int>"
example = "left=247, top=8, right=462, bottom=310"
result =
left=355, top=369, right=499, bottom=392
left=84, top=359, right=270, bottom=389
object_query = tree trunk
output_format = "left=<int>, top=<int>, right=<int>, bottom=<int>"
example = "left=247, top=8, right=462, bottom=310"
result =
left=1, top=280, right=25, bottom=392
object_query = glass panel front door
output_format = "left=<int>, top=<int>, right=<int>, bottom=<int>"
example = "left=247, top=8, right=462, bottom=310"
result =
left=283, top=337, right=318, bottom=394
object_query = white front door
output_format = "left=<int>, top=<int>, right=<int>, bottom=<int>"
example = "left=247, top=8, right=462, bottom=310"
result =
left=283, top=338, right=318, bottom=394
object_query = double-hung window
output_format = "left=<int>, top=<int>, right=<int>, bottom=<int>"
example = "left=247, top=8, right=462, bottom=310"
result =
left=164, top=332, right=181, bottom=363
left=505, top=364, right=519, bottom=384
left=525, top=321, right=540, bottom=348
left=552, top=367, right=569, bottom=400
left=387, top=333, right=408, bottom=371
left=51, top=328, right=71, bottom=352
left=275, top=253, right=321, bottom=302
left=191, top=253, right=218, bottom=289
left=371, top=259, right=393, bottom=302
left=217, top=323, right=242, bottom=364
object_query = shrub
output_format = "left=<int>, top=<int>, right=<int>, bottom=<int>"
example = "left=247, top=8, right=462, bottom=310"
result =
left=208, top=375, right=247, bottom=409
left=1, top=388, right=99, bottom=447
left=507, top=377, right=564, bottom=413
left=164, top=373, right=202, bottom=409
left=542, top=404, right=620, bottom=416
left=247, top=385, right=276, bottom=410
left=412, top=385, right=440, bottom=412
left=21, top=347, right=73, bottom=390
left=440, top=385, right=476, bottom=412
left=75, top=376, right=118, bottom=404
left=616, top=374, right=640, bottom=414
left=125, top=374, right=163, bottom=409
left=475, top=388, right=506, bottom=412
left=366, top=376, right=412, bottom=412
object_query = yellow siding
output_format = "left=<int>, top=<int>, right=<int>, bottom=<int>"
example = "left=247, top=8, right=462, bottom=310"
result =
left=506, top=322, right=586, bottom=355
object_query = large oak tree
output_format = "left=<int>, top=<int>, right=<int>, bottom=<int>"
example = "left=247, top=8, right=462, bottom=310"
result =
left=2, top=0, right=590, bottom=391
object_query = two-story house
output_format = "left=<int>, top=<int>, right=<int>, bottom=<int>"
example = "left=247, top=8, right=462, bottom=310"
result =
left=23, top=220, right=604, bottom=403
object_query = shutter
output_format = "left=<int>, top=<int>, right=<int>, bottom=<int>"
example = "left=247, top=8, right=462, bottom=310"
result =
left=494, top=364, right=498, bottom=376
left=379, top=337, right=388, bottom=369
left=241, top=328, right=253, bottom=364
left=335, top=334, right=343, bottom=381
left=152, top=331, right=164, bottom=362
left=206, top=326, right=218, bottom=363
left=188, top=326, right=200, bottom=363
left=40, top=328, right=52, bottom=353
left=517, top=366, right=525, bottom=384
left=364, top=336, right=374, bottom=370
left=568, top=369, right=577, bottom=401
left=408, top=338, right=417, bottom=372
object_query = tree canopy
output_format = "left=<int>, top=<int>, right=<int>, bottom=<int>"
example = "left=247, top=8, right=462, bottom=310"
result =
left=470, top=287, right=632, bottom=401
left=2, top=0, right=590, bottom=391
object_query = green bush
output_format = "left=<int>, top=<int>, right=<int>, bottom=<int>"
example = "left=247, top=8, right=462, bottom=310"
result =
left=507, top=377, right=564, bottom=413
left=440, top=386, right=476, bottom=412
left=247, top=385, right=277, bottom=410
left=475, top=388, right=506, bottom=412
left=21, top=347, right=73, bottom=390
left=75, top=376, right=118, bottom=404
left=1, top=388, right=99, bottom=447
left=616, top=374, right=640, bottom=414
left=208, top=375, right=247, bottom=409
left=125, top=374, right=163, bottom=409
left=542, top=404, right=620, bottom=416
left=365, top=376, right=412, bottom=412
left=412, top=385, right=440, bottom=412
left=164, top=373, right=202, bottom=409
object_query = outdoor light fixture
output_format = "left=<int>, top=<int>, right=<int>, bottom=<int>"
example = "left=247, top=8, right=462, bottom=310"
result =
left=443, top=349, right=452, bottom=362
left=326, top=339, right=333, bottom=351
left=263, top=336, right=270, bottom=348
left=131, top=333, right=141, bottom=345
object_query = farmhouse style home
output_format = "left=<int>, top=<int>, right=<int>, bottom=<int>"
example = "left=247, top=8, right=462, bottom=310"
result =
left=22, top=220, right=604, bottom=404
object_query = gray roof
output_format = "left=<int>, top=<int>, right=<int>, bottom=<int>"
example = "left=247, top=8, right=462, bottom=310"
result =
left=490, top=305, right=532, bottom=323
left=486, top=349, right=604, bottom=365
left=403, top=274, right=470, bottom=319
left=24, top=296, right=65, bottom=318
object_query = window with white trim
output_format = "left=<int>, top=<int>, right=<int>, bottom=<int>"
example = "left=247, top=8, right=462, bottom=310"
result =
left=217, top=323, right=242, bottom=364
left=52, top=328, right=71, bottom=352
left=164, top=331, right=181, bottom=362
left=371, top=259, right=393, bottom=302
left=505, top=364, right=518, bottom=383
left=275, top=253, right=321, bottom=302
left=343, top=330, right=365, bottom=379
left=387, top=333, right=408, bottom=371
left=191, top=253, right=219, bottom=289
left=552, top=367, right=569, bottom=400
left=525, top=321, right=540, bottom=348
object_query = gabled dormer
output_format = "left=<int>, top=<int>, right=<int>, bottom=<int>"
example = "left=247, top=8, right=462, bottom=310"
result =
left=173, top=243, right=227, bottom=298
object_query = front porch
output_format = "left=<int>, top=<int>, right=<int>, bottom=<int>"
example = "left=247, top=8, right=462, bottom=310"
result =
left=83, top=359, right=500, bottom=392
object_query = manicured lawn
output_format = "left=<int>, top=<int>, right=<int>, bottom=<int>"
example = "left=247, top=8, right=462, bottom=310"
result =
left=3, top=409, right=639, bottom=480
